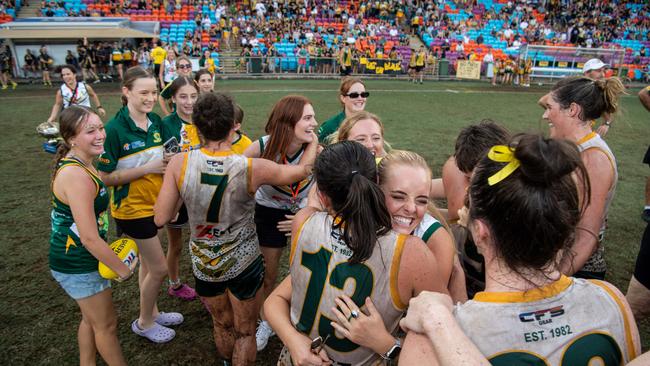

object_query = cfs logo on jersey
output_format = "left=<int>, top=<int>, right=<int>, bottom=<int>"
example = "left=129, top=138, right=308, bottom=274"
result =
left=207, top=160, right=224, bottom=173
left=519, top=305, right=565, bottom=325
left=153, top=132, right=162, bottom=143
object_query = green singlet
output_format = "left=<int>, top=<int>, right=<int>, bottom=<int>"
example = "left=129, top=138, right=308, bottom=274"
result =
left=49, top=158, right=110, bottom=274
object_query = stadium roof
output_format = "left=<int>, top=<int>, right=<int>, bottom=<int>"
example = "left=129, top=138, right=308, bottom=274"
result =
left=0, top=17, right=156, bottom=39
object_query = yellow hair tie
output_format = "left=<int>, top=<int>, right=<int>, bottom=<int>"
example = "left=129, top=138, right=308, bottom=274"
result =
left=487, top=145, right=521, bottom=186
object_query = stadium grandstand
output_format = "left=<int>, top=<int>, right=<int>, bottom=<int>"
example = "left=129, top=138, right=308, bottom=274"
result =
left=0, top=0, right=648, bottom=81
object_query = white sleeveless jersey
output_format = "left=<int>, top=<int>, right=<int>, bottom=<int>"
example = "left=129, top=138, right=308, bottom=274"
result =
left=455, top=276, right=637, bottom=365
left=288, top=212, right=406, bottom=365
left=60, top=82, right=91, bottom=108
left=179, top=148, right=260, bottom=282
left=412, top=213, right=442, bottom=243
left=254, top=135, right=314, bottom=211
left=577, top=132, right=618, bottom=273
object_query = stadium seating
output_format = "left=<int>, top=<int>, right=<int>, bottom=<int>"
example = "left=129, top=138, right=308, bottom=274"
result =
left=418, top=0, right=648, bottom=79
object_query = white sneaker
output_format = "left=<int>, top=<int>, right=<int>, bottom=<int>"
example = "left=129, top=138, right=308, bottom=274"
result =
left=256, top=320, right=275, bottom=351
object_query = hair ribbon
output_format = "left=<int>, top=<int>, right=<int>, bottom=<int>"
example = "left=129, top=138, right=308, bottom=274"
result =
left=487, top=145, right=520, bottom=186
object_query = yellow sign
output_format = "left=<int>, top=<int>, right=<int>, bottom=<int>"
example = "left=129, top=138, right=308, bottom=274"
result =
left=557, top=61, right=568, bottom=68
left=539, top=61, right=549, bottom=67
left=456, top=60, right=482, bottom=80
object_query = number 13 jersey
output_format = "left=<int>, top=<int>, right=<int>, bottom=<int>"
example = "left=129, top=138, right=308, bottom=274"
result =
left=288, top=211, right=407, bottom=365
left=179, top=148, right=260, bottom=283
left=454, top=276, right=638, bottom=366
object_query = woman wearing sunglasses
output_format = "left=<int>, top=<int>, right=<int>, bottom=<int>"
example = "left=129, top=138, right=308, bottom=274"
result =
left=317, top=77, right=369, bottom=143
left=158, top=55, right=193, bottom=116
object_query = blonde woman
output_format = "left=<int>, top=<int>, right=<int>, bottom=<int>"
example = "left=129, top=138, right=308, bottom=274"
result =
left=329, top=111, right=387, bottom=158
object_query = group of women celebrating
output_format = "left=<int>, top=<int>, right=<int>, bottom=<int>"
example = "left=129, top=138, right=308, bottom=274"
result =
left=49, top=68, right=645, bottom=366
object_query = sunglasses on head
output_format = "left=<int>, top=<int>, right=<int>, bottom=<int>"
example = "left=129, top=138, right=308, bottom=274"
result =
left=178, top=64, right=192, bottom=69
left=345, top=91, right=370, bottom=99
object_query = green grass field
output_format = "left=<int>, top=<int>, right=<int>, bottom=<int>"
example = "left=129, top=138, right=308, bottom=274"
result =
left=0, top=79, right=648, bottom=365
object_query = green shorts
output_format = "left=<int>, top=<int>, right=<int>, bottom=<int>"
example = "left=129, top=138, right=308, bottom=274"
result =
left=194, top=255, right=264, bottom=301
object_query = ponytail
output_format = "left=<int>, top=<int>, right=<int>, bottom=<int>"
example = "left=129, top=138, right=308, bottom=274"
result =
left=551, top=76, right=627, bottom=122
left=315, top=141, right=392, bottom=264
left=51, top=141, right=71, bottom=182
left=469, top=133, right=589, bottom=276
left=336, top=172, right=392, bottom=264
left=595, top=77, right=626, bottom=115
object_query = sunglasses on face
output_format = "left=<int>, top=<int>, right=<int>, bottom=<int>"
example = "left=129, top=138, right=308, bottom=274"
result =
left=344, top=91, right=370, bottom=99
left=178, top=64, right=192, bottom=69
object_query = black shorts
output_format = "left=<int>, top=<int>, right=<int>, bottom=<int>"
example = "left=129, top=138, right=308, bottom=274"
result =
left=167, top=204, right=188, bottom=229
left=114, top=216, right=159, bottom=239
left=634, top=224, right=650, bottom=288
left=254, top=203, right=292, bottom=248
left=113, top=60, right=122, bottom=65
left=154, top=63, right=161, bottom=76
left=415, top=65, right=424, bottom=72
left=573, top=269, right=606, bottom=281
left=643, top=145, right=650, bottom=166
left=194, top=255, right=265, bottom=300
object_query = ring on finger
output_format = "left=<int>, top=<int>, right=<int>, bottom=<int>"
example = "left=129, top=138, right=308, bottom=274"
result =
left=347, top=310, right=359, bottom=321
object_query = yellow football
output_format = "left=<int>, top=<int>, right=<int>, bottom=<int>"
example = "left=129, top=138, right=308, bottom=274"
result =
left=98, top=238, right=139, bottom=279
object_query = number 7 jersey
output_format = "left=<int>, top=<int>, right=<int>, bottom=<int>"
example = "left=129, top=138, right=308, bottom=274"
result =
left=288, top=212, right=407, bottom=365
left=454, top=276, right=639, bottom=365
left=179, top=148, right=260, bottom=283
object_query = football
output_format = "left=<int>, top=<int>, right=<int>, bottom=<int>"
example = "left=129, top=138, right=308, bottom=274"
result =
left=98, top=238, right=138, bottom=279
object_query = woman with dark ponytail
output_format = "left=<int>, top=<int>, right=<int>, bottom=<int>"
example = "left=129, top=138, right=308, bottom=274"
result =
left=265, top=141, right=444, bottom=366
left=49, top=106, right=136, bottom=365
left=400, top=134, right=640, bottom=365
left=97, top=66, right=182, bottom=343
left=538, top=76, right=625, bottom=280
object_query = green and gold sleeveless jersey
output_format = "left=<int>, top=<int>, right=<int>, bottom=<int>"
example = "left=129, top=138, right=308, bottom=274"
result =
left=49, top=158, right=110, bottom=274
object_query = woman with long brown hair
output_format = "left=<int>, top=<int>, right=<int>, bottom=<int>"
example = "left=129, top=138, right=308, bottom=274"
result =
left=49, top=106, right=135, bottom=365
left=244, top=95, right=319, bottom=351
left=98, top=66, right=182, bottom=343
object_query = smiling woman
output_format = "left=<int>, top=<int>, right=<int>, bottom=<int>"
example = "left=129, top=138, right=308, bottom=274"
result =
left=46, top=64, right=105, bottom=123
left=97, top=66, right=183, bottom=344
left=317, top=77, right=368, bottom=143
left=243, top=95, right=319, bottom=351
left=330, top=111, right=387, bottom=158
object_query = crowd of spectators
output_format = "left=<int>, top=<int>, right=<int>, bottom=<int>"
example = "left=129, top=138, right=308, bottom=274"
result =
left=0, top=1, right=646, bottom=80
left=413, top=0, right=649, bottom=63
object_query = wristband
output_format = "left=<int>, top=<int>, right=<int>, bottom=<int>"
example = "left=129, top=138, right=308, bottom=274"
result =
left=604, top=121, right=611, bottom=126
left=97, top=106, right=104, bottom=109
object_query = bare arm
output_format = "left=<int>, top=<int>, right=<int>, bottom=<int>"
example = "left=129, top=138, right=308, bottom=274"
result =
left=425, top=228, right=455, bottom=288
left=265, top=276, right=330, bottom=366
left=55, top=167, right=131, bottom=278
left=442, top=157, right=469, bottom=222
left=85, top=84, right=105, bottom=117
left=430, top=178, right=445, bottom=199
left=400, top=292, right=489, bottom=366
left=639, top=87, right=650, bottom=112
left=158, top=94, right=171, bottom=117
left=47, top=90, right=63, bottom=123
left=153, top=153, right=184, bottom=227
left=158, top=61, right=165, bottom=87
left=243, top=139, right=261, bottom=158
left=561, top=149, right=614, bottom=275
left=399, top=235, right=447, bottom=299
left=251, top=134, right=318, bottom=191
